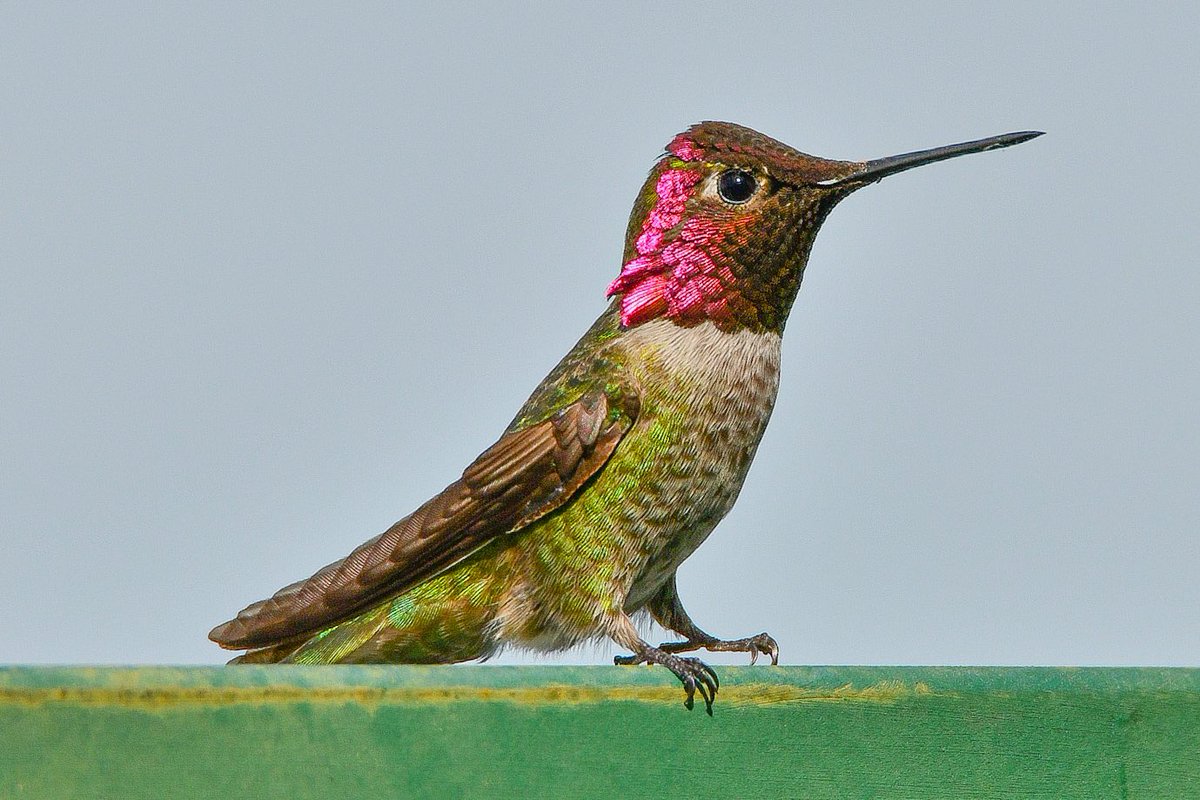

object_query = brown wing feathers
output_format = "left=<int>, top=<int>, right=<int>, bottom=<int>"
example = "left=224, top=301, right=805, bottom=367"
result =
left=209, top=389, right=635, bottom=650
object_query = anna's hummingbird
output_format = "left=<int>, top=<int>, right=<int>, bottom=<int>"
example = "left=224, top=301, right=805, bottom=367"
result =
left=211, top=122, right=1041, bottom=712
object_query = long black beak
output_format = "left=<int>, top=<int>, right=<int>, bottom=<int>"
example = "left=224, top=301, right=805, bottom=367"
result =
left=823, top=131, right=1044, bottom=187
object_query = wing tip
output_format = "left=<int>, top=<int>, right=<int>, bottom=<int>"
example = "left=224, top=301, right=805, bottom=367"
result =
left=208, top=618, right=250, bottom=649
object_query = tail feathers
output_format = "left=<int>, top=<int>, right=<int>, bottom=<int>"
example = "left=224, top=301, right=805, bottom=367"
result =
left=221, top=586, right=495, bottom=665
left=226, top=641, right=303, bottom=664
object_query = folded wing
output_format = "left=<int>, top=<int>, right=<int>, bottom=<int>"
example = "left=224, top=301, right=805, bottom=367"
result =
left=209, top=388, right=637, bottom=650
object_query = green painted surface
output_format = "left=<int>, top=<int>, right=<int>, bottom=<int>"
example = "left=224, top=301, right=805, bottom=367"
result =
left=1, top=666, right=1197, bottom=798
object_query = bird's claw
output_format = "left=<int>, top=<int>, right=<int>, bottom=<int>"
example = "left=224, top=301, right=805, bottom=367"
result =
left=615, top=648, right=719, bottom=714
left=741, top=632, right=780, bottom=666
left=676, top=657, right=719, bottom=714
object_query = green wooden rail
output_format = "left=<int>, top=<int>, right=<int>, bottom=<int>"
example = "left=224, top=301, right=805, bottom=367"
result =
left=2, top=666, right=1197, bottom=798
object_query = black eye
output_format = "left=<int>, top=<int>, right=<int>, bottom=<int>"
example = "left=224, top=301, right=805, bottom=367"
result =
left=717, top=169, right=757, bottom=204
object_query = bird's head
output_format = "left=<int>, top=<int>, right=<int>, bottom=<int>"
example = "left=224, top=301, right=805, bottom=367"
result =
left=607, top=121, right=1041, bottom=333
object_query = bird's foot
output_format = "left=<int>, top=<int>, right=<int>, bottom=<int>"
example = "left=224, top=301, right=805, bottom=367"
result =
left=657, top=632, right=780, bottom=666
left=614, top=647, right=719, bottom=715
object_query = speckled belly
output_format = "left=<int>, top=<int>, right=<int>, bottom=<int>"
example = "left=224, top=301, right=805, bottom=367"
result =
left=621, top=401, right=776, bottom=608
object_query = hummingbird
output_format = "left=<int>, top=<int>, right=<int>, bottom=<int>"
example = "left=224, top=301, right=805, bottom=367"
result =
left=210, top=122, right=1041, bottom=713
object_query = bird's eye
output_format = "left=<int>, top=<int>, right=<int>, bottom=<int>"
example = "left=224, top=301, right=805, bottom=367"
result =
left=717, top=169, right=757, bottom=204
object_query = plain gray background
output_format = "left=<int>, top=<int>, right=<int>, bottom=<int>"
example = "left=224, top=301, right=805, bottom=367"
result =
left=2, top=3, right=1196, bottom=666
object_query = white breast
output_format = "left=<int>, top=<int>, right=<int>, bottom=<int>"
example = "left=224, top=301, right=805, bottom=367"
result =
left=620, top=318, right=782, bottom=403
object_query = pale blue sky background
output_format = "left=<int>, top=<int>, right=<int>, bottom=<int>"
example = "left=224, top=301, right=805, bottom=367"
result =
left=2, top=3, right=1197, bottom=665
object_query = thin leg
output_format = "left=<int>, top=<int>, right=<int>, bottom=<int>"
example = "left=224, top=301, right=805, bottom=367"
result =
left=616, top=574, right=780, bottom=666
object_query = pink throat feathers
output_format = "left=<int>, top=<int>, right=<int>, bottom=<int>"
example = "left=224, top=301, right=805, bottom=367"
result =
left=606, top=135, right=751, bottom=328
